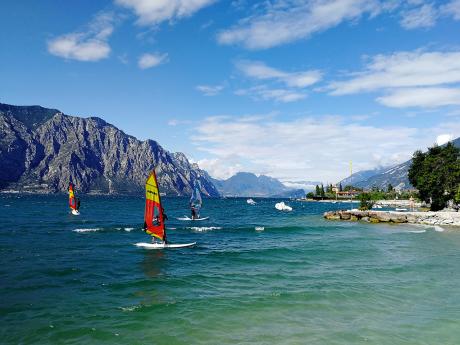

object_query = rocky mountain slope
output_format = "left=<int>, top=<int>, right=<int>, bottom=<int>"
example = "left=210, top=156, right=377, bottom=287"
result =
left=338, top=166, right=390, bottom=187
left=339, top=137, right=460, bottom=190
left=211, top=172, right=300, bottom=197
left=0, top=103, right=219, bottom=196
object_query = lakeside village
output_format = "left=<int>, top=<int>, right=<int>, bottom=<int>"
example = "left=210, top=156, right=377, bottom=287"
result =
left=302, top=183, right=418, bottom=209
left=314, top=142, right=460, bottom=227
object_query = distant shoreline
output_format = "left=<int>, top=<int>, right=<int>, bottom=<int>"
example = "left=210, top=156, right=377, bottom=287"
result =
left=298, top=198, right=422, bottom=207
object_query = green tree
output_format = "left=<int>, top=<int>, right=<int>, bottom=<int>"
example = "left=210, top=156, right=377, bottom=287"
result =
left=387, top=183, right=393, bottom=192
left=315, top=185, right=320, bottom=196
left=359, top=192, right=374, bottom=210
left=320, top=184, right=325, bottom=198
left=455, top=185, right=460, bottom=204
left=306, top=192, right=314, bottom=199
left=408, top=142, right=460, bottom=211
left=339, top=183, right=343, bottom=192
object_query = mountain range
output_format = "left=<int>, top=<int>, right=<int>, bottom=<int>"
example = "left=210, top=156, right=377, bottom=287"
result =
left=339, top=137, right=460, bottom=190
left=0, top=103, right=219, bottom=196
left=211, top=172, right=303, bottom=197
left=0, top=102, right=303, bottom=197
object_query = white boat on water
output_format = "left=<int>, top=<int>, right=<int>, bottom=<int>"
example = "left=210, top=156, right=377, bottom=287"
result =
left=247, top=198, right=256, bottom=205
left=395, top=207, right=408, bottom=211
left=275, top=202, right=292, bottom=211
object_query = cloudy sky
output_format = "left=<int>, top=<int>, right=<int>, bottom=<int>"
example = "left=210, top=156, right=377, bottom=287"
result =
left=1, top=0, right=460, bottom=184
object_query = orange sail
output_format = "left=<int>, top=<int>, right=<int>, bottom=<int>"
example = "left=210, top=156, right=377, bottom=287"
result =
left=68, top=183, right=77, bottom=211
left=144, top=171, right=166, bottom=241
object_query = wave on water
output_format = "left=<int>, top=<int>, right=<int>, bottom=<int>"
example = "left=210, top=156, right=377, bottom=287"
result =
left=73, top=227, right=138, bottom=233
left=408, top=229, right=426, bottom=233
left=407, top=224, right=445, bottom=233
left=119, top=305, right=142, bottom=312
left=187, top=226, right=222, bottom=232
left=73, top=228, right=101, bottom=233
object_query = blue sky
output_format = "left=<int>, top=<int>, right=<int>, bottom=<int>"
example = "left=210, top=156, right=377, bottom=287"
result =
left=1, top=0, right=460, bottom=186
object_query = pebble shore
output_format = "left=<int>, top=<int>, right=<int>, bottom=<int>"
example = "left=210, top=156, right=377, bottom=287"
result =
left=324, top=210, right=460, bottom=226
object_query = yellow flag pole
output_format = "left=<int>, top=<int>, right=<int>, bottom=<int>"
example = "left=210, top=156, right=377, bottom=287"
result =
left=350, top=161, right=353, bottom=210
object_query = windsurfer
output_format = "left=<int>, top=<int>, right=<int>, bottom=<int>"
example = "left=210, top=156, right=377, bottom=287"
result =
left=76, top=198, right=81, bottom=211
left=191, top=205, right=197, bottom=220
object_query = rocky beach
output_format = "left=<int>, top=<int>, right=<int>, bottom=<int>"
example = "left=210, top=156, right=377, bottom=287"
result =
left=324, top=209, right=460, bottom=226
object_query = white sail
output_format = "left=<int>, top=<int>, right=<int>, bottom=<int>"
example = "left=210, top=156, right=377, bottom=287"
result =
left=190, top=180, right=202, bottom=214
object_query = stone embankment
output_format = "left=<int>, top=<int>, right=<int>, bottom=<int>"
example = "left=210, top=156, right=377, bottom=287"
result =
left=324, top=210, right=460, bottom=226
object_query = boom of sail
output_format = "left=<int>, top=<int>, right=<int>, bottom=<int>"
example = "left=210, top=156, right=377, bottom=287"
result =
left=144, top=171, right=166, bottom=241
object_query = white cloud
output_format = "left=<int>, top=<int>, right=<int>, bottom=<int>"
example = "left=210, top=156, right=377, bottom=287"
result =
left=168, top=119, right=192, bottom=126
left=235, top=86, right=307, bottom=103
left=377, top=87, right=460, bottom=108
left=282, top=181, right=321, bottom=191
left=237, top=61, right=322, bottom=88
left=234, top=61, right=318, bottom=103
left=441, top=0, right=460, bottom=20
left=329, top=50, right=460, bottom=95
left=217, top=1, right=460, bottom=50
left=327, top=49, right=460, bottom=108
left=116, top=0, right=216, bottom=25
left=192, top=114, right=460, bottom=182
left=195, top=158, right=244, bottom=180
left=217, top=0, right=384, bottom=49
left=196, top=84, right=224, bottom=96
left=400, top=3, right=437, bottom=29
left=47, top=12, right=114, bottom=61
left=436, top=133, right=453, bottom=145
left=138, top=52, right=168, bottom=69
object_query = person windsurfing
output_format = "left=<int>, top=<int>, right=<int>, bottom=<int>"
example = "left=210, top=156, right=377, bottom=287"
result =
left=136, top=170, right=196, bottom=249
left=190, top=180, right=202, bottom=220
left=190, top=204, right=197, bottom=220
left=68, top=182, right=80, bottom=215
left=143, top=171, right=168, bottom=244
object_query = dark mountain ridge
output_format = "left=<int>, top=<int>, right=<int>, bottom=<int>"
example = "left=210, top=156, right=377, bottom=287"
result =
left=0, top=103, right=219, bottom=196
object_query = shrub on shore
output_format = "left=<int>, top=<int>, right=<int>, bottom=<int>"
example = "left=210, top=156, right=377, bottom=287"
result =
left=359, top=193, right=374, bottom=210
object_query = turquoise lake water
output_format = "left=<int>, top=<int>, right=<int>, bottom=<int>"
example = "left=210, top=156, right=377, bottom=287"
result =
left=1, top=194, right=460, bottom=344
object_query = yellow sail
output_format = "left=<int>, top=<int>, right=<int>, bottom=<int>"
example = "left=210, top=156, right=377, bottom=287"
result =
left=144, top=171, right=165, bottom=241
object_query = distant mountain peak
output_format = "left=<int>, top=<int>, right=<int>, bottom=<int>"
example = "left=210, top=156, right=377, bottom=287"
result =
left=211, top=171, right=300, bottom=197
left=0, top=103, right=60, bottom=129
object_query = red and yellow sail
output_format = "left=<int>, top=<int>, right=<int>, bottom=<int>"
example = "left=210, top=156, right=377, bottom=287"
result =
left=144, top=171, right=165, bottom=241
left=68, top=183, right=77, bottom=211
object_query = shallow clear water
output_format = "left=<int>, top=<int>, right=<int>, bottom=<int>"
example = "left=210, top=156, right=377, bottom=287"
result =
left=1, top=195, right=460, bottom=344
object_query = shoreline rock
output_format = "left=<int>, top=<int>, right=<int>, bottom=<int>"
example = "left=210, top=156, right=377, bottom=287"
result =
left=324, top=210, right=460, bottom=227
